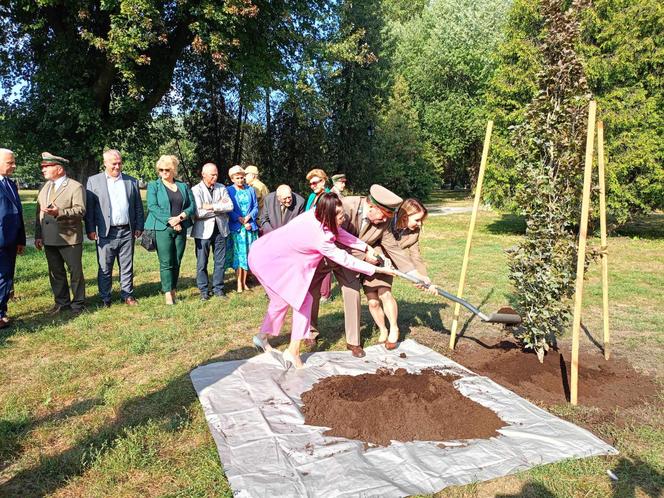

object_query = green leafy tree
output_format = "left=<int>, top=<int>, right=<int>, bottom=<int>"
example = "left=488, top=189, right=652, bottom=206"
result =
left=485, top=0, right=664, bottom=222
left=373, top=76, right=435, bottom=198
left=509, top=0, right=592, bottom=360
left=0, top=0, right=323, bottom=180
left=392, top=0, right=512, bottom=188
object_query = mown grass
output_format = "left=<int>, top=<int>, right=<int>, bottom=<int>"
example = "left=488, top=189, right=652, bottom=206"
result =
left=0, top=206, right=662, bottom=497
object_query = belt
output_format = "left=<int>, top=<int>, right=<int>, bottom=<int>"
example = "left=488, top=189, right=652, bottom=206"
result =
left=111, top=224, right=130, bottom=229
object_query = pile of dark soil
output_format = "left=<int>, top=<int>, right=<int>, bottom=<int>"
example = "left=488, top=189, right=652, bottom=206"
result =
left=450, top=340, right=660, bottom=409
left=301, top=368, right=504, bottom=446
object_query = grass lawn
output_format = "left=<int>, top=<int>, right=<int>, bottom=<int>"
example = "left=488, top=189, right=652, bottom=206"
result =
left=0, top=205, right=662, bottom=497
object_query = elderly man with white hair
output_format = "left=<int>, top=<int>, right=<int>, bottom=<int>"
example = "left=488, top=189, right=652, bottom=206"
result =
left=85, top=149, right=144, bottom=307
left=259, top=184, right=305, bottom=234
left=0, top=148, right=25, bottom=328
left=191, top=163, right=234, bottom=300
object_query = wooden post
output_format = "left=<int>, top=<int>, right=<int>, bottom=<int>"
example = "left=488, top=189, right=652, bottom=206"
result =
left=597, top=120, right=610, bottom=360
left=570, top=101, right=597, bottom=405
left=449, top=120, right=493, bottom=349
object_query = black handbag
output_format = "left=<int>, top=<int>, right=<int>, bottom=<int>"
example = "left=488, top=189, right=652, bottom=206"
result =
left=140, top=230, right=157, bottom=252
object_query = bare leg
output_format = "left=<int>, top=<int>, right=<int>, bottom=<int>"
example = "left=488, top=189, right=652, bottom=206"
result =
left=378, top=288, right=400, bottom=343
left=241, top=268, right=249, bottom=291
left=366, top=290, right=388, bottom=342
left=236, top=268, right=244, bottom=292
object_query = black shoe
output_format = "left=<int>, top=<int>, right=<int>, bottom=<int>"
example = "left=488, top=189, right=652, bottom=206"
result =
left=214, top=291, right=228, bottom=299
left=71, top=306, right=86, bottom=316
left=102, top=301, right=111, bottom=308
left=200, top=293, right=210, bottom=301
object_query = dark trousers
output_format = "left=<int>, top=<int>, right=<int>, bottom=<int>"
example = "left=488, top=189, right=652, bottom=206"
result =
left=96, top=226, right=135, bottom=302
left=0, top=246, right=17, bottom=318
left=44, top=244, right=86, bottom=309
left=195, top=227, right=227, bottom=295
left=155, top=227, right=187, bottom=293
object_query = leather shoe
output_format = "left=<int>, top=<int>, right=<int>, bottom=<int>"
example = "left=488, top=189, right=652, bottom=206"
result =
left=0, top=320, right=10, bottom=329
left=47, top=305, right=69, bottom=315
left=71, top=307, right=86, bottom=316
left=102, top=301, right=111, bottom=308
left=200, top=293, right=210, bottom=301
left=125, top=297, right=138, bottom=306
left=214, top=292, right=228, bottom=299
left=346, top=344, right=366, bottom=358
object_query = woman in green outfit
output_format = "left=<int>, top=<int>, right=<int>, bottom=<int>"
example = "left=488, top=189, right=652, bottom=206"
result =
left=144, top=155, right=196, bottom=304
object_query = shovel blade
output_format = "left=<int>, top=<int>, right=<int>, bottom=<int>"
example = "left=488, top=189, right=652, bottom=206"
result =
left=483, top=307, right=522, bottom=325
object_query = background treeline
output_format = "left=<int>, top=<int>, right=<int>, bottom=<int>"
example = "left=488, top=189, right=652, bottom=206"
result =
left=0, top=0, right=661, bottom=223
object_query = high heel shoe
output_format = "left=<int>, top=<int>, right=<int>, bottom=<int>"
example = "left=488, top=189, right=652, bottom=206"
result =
left=385, top=327, right=399, bottom=350
left=252, top=334, right=271, bottom=352
left=283, top=349, right=304, bottom=369
left=377, top=328, right=389, bottom=344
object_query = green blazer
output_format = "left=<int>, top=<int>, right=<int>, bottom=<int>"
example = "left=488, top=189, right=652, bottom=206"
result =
left=144, top=179, right=196, bottom=231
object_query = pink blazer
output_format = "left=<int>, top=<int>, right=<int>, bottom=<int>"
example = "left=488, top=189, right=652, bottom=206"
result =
left=248, top=209, right=376, bottom=309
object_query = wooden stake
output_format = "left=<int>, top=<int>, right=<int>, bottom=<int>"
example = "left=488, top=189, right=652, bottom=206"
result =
left=449, top=120, right=493, bottom=349
left=570, top=101, right=597, bottom=405
left=597, top=120, right=610, bottom=360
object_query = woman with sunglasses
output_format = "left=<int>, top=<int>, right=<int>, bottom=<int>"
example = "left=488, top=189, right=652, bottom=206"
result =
left=227, top=165, right=259, bottom=293
left=144, top=155, right=196, bottom=305
left=364, top=198, right=437, bottom=349
left=305, top=168, right=333, bottom=302
left=249, top=193, right=393, bottom=368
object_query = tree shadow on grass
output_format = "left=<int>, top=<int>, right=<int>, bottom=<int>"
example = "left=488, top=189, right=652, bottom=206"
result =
left=610, top=457, right=664, bottom=498
left=495, top=481, right=557, bottom=497
left=0, top=347, right=255, bottom=497
left=0, top=398, right=104, bottom=474
left=485, top=213, right=526, bottom=235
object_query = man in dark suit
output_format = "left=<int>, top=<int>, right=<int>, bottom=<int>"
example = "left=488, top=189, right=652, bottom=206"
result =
left=0, top=149, right=26, bottom=329
left=85, top=149, right=144, bottom=307
left=259, top=184, right=305, bottom=234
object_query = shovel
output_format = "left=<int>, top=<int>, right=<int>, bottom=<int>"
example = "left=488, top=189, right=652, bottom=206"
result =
left=388, top=267, right=522, bottom=326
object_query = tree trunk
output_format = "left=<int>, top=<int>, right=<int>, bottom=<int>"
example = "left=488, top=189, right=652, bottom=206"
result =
left=74, top=155, right=100, bottom=185
left=233, top=99, right=244, bottom=165
left=265, top=87, right=273, bottom=171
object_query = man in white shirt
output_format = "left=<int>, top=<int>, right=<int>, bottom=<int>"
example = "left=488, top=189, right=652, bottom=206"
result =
left=191, top=163, right=234, bottom=300
left=85, top=149, right=144, bottom=307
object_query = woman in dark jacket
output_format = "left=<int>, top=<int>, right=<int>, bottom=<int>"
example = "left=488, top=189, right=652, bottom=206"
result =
left=144, top=155, right=196, bottom=304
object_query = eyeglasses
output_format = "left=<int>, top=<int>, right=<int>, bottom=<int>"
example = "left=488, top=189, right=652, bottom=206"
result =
left=158, top=168, right=172, bottom=173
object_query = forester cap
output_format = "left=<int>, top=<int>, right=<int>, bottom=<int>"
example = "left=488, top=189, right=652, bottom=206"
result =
left=368, top=184, right=402, bottom=211
left=332, top=173, right=347, bottom=182
left=41, top=152, right=69, bottom=167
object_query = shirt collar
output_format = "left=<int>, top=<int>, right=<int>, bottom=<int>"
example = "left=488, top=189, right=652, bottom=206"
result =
left=105, top=172, right=123, bottom=181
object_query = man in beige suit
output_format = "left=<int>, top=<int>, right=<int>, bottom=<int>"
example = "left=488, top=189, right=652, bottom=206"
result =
left=308, top=185, right=418, bottom=358
left=35, top=152, right=87, bottom=314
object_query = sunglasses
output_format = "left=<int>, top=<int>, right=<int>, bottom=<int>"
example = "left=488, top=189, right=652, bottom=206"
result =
left=158, top=168, right=172, bottom=172
left=309, top=179, right=323, bottom=186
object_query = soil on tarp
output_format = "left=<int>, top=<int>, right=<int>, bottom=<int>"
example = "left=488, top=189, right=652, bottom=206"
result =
left=449, top=339, right=660, bottom=409
left=300, top=368, right=505, bottom=446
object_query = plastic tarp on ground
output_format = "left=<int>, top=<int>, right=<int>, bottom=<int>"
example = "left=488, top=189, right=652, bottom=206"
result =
left=190, top=339, right=617, bottom=497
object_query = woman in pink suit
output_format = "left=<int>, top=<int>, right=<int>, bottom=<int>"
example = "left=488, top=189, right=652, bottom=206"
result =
left=248, top=193, right=394, bottom=368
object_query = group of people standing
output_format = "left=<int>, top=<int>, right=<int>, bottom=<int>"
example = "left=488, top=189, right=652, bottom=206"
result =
left=0, top=147, right=434, bottom=372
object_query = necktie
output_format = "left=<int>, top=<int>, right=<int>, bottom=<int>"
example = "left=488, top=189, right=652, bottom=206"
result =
left=0, top=178, right=15, bottom=203
left=48, top=181, right=57, bottom=205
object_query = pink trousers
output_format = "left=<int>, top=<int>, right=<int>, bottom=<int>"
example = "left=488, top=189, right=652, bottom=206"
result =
left=260, top=284, right=313, bottom=340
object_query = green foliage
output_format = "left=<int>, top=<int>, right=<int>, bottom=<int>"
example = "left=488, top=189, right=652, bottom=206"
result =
left=509, top=0, right=591, bottom=359
left=0, top=0, right=324, bottom=180
left=372, top=76, right=435, bottom=198
left=581, top=0, right=664, bottom=224
left=391, top=0, right=512, bottom=187
left=485, top=0, right=664, bottom=223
